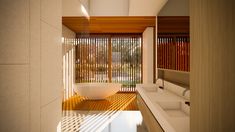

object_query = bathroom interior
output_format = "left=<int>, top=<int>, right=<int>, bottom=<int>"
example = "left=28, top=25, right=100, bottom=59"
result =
left=0, top=0, right=234, bottom=132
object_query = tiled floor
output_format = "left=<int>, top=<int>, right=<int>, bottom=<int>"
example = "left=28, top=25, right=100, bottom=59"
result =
left=62, top=93, right=148, bottom=132
left=102, top=111, right=148, bottom=132
left=62, top=111, right=148, bottom=132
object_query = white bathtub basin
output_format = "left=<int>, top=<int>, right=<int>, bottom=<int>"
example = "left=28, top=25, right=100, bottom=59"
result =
left=74, top=83, right=122, bottom=100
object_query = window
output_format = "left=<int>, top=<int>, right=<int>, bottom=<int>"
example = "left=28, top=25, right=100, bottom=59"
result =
left=75, top=34, right=142, bottom=92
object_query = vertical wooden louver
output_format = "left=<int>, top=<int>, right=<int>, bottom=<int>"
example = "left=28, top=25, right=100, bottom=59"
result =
left=157, top=35, right=190, bottom=72
left=157, top=16, right=190, bottom=72
left=76, top=36, right=109, bottom=83
left=111, top=36, right=142, bottom=92
left=75, top=34, right=142, bottom=92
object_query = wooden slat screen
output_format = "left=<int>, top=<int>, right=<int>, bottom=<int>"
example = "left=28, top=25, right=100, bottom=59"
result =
left=111, top=36, right=142, bottom=92
left=76, top=37, right=109, bottom=82
left=157, top=35, right=190, bottom=71
left=75, top=35, right=142, bottom=92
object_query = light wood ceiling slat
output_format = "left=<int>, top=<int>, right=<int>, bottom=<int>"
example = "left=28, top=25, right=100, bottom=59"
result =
left=62, top=16, right=156, bottom=33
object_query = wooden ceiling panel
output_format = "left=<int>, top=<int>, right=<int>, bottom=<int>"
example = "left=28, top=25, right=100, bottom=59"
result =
left=62, top=16, right=156, bottom=33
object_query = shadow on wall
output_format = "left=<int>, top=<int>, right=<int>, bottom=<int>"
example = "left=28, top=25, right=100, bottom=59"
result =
left=158, top=69, right=189, bottom=87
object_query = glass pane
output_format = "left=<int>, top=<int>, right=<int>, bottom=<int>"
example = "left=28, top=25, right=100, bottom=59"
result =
left=111, top=36, right=142, bottom=92
left=75, top=35, right=142, bottom=92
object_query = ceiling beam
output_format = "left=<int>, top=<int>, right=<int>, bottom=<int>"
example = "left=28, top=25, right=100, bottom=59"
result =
left=62, top=16, right=156, bottom=33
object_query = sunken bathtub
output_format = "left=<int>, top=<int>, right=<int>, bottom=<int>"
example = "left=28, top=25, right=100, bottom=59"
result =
left=74, top=83, right=121, bottom=100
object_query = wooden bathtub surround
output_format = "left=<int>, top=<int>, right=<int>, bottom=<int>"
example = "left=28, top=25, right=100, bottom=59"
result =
left=62, top=93, right=138, bottom=111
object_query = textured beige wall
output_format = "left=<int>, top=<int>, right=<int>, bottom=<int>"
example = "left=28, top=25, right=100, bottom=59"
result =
left=190, top=0, right=235, bottom=131
left=0, top=1, right=29, bottom=131
left=0, top=0, right=62, bottom=131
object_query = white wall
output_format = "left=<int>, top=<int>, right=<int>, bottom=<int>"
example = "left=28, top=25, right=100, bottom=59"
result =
left=80, top=0, right=90, bottom=14
left=62, top=25, right=76, bottom=37
left=62, top=25, right=76, bottom=43
left=129, top=0, right=167, bottom=16
left=155, top=17, right=158, bottom=81
left=0, top=0, right=62, bottom=132
left=158, top=0, right=189, bottom=16
left=62, top=0, right=87, bottom=16
left=62, top=25, right=76, bottom=55
left=89, top=0, right=129, bottom=16
left=143, top=27, right=154, bottom=83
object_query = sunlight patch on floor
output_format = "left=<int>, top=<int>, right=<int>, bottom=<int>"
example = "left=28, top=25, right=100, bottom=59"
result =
left=61, top=111, right=148, bottom=132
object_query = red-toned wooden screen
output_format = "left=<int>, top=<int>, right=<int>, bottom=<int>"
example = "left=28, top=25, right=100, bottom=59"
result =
left=157, top=35, right=190, bottom=72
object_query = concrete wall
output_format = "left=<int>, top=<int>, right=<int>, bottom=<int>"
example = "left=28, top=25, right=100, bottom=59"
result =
left=190, top=0, right=235, bottom=131
left=89, top=0, right=129, bottom=16
left=0, top=0, right=62, bottom=131
left=158, top=0, right=189, bottom=16
left=143, top=27, right=154, bottom=83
